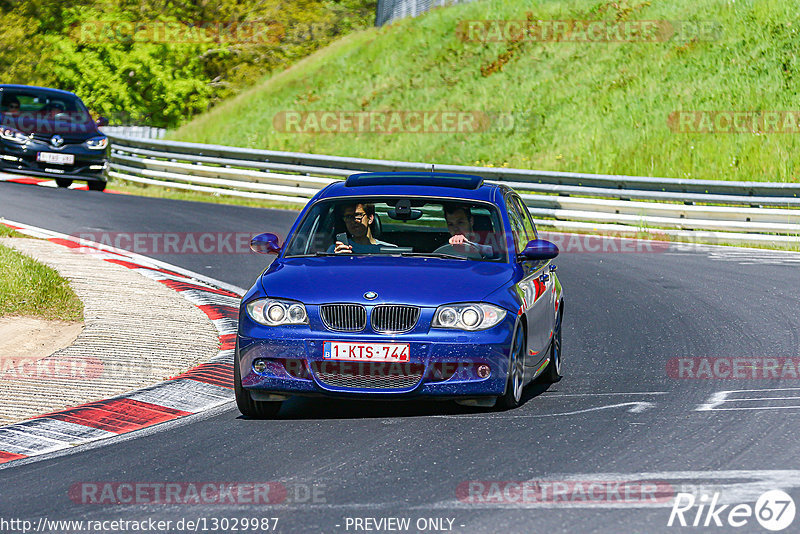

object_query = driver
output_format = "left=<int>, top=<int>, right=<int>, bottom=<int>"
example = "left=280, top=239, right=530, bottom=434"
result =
left=441, top=204, right=495, bottom=258
left=3, top=96, right=20, bottom=116
left=332, top=203, right=396, bottom=254
left=46, top=102, right=65, bottom=119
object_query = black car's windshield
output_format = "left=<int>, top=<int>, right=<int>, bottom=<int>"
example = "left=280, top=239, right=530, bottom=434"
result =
left=284, top=197, right=508, bottom=262
left=0, top=88, right=91, bottom=123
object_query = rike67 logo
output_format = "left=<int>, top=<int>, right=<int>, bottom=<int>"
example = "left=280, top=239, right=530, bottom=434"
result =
left=668, top=490, right=796, bottom=531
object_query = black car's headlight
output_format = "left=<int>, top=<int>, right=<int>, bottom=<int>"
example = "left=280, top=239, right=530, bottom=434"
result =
left=432, top=303, right=506, bottom=331
left=0, top=127, right=28, bottom=144
left=85, top=136, right=108, bottom=150
left=246, top=298, right=308, bottom=326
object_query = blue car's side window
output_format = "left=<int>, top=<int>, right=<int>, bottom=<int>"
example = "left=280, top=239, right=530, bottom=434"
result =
left=512, top=195, right=537, bottom=241
left=505, top=196, right=528, bottom=255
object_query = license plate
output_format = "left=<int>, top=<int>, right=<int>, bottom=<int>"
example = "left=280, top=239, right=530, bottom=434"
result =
left=37, top=152, right=74, bottom=165
left=323, top=341, right=410, bottom=362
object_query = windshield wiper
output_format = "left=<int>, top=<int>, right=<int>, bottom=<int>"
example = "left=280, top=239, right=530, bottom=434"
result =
left=400, top=252, right=467, bottom=260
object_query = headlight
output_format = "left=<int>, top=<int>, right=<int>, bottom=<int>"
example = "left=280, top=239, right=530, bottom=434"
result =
left=85, top=136, right=108, bottom=150
left=0, top=128, right=28, bottom=144
left=246, top=298, right=308, bottom=326
left=432, top=303, right=506, bottom=331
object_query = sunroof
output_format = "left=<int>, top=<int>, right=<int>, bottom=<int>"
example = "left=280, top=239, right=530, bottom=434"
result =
left=344, top=172, right=484, bottom=190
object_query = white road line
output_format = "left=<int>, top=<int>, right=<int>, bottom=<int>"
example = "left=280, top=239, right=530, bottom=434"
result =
left=434, top=402, right=656, bottom=419
left=698, top=407, right=800, bottom=411
left=720, top=396, right=800, bottom=402
left=545, top=392, right=669, bottom=396
left=697, top=388, right=800, bottom=411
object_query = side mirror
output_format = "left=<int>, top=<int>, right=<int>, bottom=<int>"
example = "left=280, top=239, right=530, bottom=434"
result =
left=519, top=239, right=559, bottom=261
left=96, top=116, right=109, bottom=127
left=250, top=233, right=281, bottom=254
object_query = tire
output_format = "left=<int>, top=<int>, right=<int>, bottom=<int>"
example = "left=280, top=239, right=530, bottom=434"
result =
left=541, top=309, right=563, bottom=383
left=498, top=323, right=526, bottom=410
left=234, top=344, right=282, bottom=419
left=87, top=181, right=106, bottom=192
left=55, top=178, right=73, bottom=188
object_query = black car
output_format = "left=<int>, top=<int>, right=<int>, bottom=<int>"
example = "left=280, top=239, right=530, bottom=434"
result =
left=0, top=85, right=109, bottom=191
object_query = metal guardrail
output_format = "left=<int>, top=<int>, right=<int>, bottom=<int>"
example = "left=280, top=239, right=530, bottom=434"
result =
left=107, top=134, right=800, bottom=246
left=375, top=0, right=474, bottom=26
left=101, top=126, right=167, bottom=139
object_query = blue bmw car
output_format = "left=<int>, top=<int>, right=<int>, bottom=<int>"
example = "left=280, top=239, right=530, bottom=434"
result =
left=236, top=172, right=564, bottom=417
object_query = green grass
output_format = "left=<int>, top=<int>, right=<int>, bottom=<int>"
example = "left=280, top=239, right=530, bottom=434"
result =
left=0, top=225, right=28, bottom=238
left=0, top=244, right=84, bottom=320
left=170, top=0, right=800, bottom=182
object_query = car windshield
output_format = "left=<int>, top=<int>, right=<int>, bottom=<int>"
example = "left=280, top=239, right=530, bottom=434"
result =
left=0, top=89, right=91, bottom=123
left=284, top=197, right=508, bottom=262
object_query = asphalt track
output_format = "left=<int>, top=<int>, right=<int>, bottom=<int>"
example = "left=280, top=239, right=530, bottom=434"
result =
left=2, top=180, right=800, bottom=533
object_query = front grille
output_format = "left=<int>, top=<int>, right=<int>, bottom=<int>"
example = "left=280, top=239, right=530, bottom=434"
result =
left=31, top=133, right=88, bottom=145
left=371, top=305, right=420, bottom=333
left=312, top=362, right=424, bottom=390
left=320, top=304, right=367, bottom=332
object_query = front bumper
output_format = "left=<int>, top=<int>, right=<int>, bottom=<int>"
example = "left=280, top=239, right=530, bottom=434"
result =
left=0, top=140, right=107, bottom=182
left=237, top=317, right=516, bottom=400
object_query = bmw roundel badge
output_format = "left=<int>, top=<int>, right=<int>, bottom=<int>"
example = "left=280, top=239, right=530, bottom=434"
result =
left=364, top=291, right=378, bottom=300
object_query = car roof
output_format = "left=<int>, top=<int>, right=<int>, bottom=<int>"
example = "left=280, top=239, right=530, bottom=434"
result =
left=318, top=172, right=506, bottom=204
left=0, top=85, right=80, bottom=98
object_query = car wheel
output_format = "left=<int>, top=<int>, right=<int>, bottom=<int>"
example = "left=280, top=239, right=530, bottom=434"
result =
left=498, top=323, right=526, bottom=409
left=541, top=309, right=563, bottom=383
left=55, top=178, right=73, bottom=188
left=87, top=181, right=106, bottom=192
left=234, top=344, right=282, bottom=419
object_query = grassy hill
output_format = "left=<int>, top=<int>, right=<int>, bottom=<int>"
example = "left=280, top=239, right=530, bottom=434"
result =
left=171, top=0, right=800, bottom=182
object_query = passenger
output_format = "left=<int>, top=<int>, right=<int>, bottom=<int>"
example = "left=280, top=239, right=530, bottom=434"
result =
left=332, top=203, right=396, bottom=254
